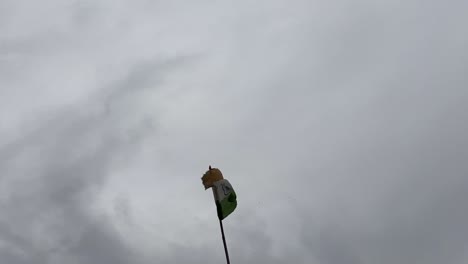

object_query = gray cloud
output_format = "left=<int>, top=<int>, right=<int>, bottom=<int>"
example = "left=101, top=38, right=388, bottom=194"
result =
left=0, top=59, right=164, bottom=263
left=1, top=0, right=468, bottom=264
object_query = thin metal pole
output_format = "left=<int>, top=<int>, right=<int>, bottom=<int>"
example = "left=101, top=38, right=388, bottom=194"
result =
left=219, top=218, right=231, bottom=264
left=208, top=165, right=231, bottom=264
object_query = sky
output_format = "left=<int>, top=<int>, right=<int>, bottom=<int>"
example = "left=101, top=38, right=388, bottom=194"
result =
left=1, top=0, right=468, bottom=263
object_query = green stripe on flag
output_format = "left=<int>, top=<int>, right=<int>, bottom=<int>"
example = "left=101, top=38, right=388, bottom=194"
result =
left=213, top=179, right=237, bottom=220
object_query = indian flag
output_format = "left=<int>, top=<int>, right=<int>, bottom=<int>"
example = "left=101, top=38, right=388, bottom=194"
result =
left=212, top=179, right=237, bottom=220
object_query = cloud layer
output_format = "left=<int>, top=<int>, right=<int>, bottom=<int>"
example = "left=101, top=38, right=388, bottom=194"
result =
left=1, top=0, right=467, bottom=263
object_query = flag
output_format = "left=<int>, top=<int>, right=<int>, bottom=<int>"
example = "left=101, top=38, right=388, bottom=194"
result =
left=212, top=179, right=237, bottom=220
left=201, top=167, right=224, bottom=189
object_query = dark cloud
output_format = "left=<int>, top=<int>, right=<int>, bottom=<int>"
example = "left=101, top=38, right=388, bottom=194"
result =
left=0, top=62, right=162, bottom=264
left=1, top=0, right=468, bottom=264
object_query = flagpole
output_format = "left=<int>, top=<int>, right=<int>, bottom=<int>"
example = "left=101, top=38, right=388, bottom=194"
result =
left=209, top=166, right=231, bottom=264
left=218, top=217, right=231, bottom=264
left=212, top=188, right=231, bottom=264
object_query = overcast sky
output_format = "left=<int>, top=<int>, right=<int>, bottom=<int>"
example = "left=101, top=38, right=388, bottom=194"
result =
left=1, top=0, right=468, bottom=263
